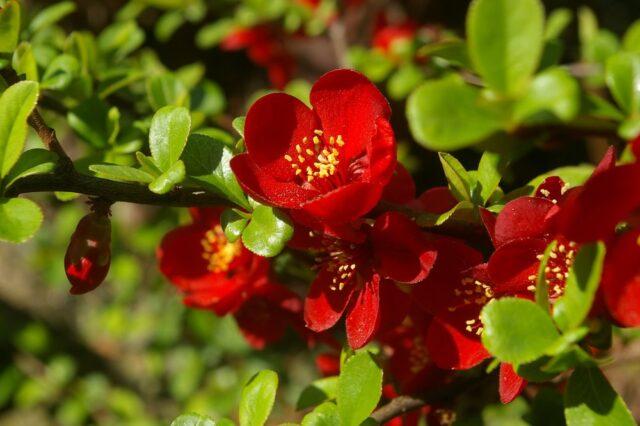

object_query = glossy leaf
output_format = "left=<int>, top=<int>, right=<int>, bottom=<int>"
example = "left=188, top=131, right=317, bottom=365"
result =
left=481, top=298, right=561, bottom=364
left=170, top=413, right=216, bottom=426
left=89, top=164, right=154, bottom=184
left=3, top=148, right=57, bottom=190
left=0, top=197, right=43, bottom=243
left=148, top=160, right=185, bottom=194
left=565, top=367, right=635, bottom=426
left=467, top=0, right=545, bottom=95
left=407, top=75, right=504, bottom=150
left=241, top=206, right=293, bottom=257
left=476, top=151, right=502, bottom=204
left=514, top=67, right=580, bottom=123
left=296, top=377, right=338, bottom=410
left=149, top=106, right=191, bottom=171
left=606, top=52, right=640, bottom=115
left=553, top=243, right=606, bottom=332
left=220, top=208, right=248, bottom=243
left=239, top=370, right=278, bottom=426
left=147, top=73, right=190, bottom=111
left=0, top=81, right=39, bottom=178
left=439, top=152, right=472, bottom=202
left=336, top=352, right=382, bottom=426
left=301, top=402, right=341, bottom=426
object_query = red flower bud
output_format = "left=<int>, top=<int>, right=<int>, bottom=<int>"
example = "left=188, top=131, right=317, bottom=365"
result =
left=64, top=211, right=111, bottom=295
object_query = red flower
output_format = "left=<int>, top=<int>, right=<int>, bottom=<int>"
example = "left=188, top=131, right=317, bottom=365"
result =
left=221, top=25, right=294, bottom=89
left=302, top=211, right=437, bottom=348
left=231, top=69, right=396, bottom=230
left=601, top=229, right=640, bottom=327
left=65, top=211, right=112, bottom=295
left=157, top=208, right=269, bottom=315
left=373, top=22, right=417, bottom=56
left=233, top=282, right=305, bottom=349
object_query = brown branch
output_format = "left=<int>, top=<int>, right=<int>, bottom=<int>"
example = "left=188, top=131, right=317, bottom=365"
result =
left=371, top=395, right=426, bottom=423
left=5, top=172, right=231, bottom=207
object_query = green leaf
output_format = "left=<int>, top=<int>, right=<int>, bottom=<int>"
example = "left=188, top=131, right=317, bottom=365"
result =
left=467, top=0, right=545, bottom=95
left=514, top=67, right=580, bottom=123
left=148, top=159, right=185, bottom=194
left=29, top=1, right=75, bottom=33
left=439, top=153, right=472, bottom=202
left=182, top=134, right=248, bottom=209
left=553, top=242, right=606, bottom=332
left=481, top=298, right=561, bottom=364
left=136, top=151, right=162, bottom=176
left=98, top=20, right=145, bottom=61
left=0, top=81, right=39, bottom=178
left=239, top=370, right=278, bottom=426
left=623, top=20, right=640, bottom=53
left=301, top=402, right=341, bottom=426
left=545, top=8, right=572, bottom=40
left=534, top=240, right=556, bottom=312
left=155, top=11, right=185, bottom=42
left=419, top=39, right=471, bottom=68
left=170, top=413, right=216, bottom=426
left=0, top=0, right=20, bottom=53
left=147, top=73, right=190, bottom=111
left=296, top=377, right=338, bottom=410
left=232, top=117, right=246, bottom=139
left=195, top=19, right=235, bottom=48
left=406, top=75, right=505, bottom=151
left=386, top=63, right=424, bottom=101
left=220, top=209, right=248, bottom=243
left=67, top=97, right=112, bottom=149
left=543, top=344, right=594, bottom=374
left=41, top=54, right=80, bottom=90
left=476, top=151, right=502, bottom=204
left=3, top=148, right=56, bottom=190
left=241, top=206, right=293, bottom=257
left=149, top=106, right=191, bottom=171
left=191, top=80, right=226, bottom=116
left=606, top=52, right=640, bottom=115
left=89, top=164, right=154, bottom=184
left=336, top=352, right=382, bottom=426
left=0, top=197, right=43, bottom=243
left=564, top=367, right=635, bottom=426
left=12, top=42, right=39, bottom=81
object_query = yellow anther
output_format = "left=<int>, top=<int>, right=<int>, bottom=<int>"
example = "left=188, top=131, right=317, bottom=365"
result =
left=296, top=144, right=302, bottom=153
left=284, top=154, right=292, bottom=162
left=314, top=129, right=324, bottom=136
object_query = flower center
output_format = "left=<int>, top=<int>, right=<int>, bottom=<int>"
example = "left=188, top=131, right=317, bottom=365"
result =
left=408, top=335, right=430, bottom=373
left=284, top=129, right=344, bottom=185
left=527, top=240, right=577, bottom=298
left=449, top=276, right=494, bottom=336
left=200, top=225, right=242, bottom=273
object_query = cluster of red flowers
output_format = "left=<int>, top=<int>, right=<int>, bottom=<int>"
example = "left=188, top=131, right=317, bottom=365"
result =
left=158, top=69, right=640, bottom=408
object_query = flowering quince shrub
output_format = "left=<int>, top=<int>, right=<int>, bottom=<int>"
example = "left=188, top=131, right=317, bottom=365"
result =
left=3, top=0, right=640, bottom=424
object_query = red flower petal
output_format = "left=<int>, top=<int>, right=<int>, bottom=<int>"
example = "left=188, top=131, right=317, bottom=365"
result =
left=367, top=117, right=397, bottom=185
left=499, top=363, right=527, bottom=404
left=301, top=180, right=384, bottom=223
left=602, top=230, right=640, bottom=327
left=494, top=197, right=555, bottom=247
left=244, top=92, right=320, bottom=181
left=157, top=224, right=212, bottom=290
left=310, top=69, right=391, bottom=162
left=382, top=163, right=416, bottom=204
left=555, top=164, right=640, bottom=244
left=231, top=153, right=319, bottom=208
left=346, top=274, right=381, bottom=349
left=479, top=208, right=497, bottom=246
left=592, top=146, right=616, bottom=178
left=372, top=212, right=437, bottom=284
left=426, top=317, right=490, bottom=370
left=414, top=187, right=458, bottom=214
left=535, top=176, right=565, bottom=203
left=304, top=268, right=355, bottom=332
left=488, top=238, right=548, bottom=294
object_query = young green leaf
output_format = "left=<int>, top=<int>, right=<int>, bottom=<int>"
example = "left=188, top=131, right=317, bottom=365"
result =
left=28, top=1, right=76, bottom=33
left=439, top=153, right=472, bottom=202
left=3, top=148, right=57, bottom=190
left=232, top=116, right=246, bottom=139
left=170, top=413, right=216, bottom=426
left=467, top=0, right=545, bottom=95
left=149, top=105, right=191, bottom=171
left=565, top=367, right=635, bottom=426
left=147, top=73, right=190, bottom=111
left=41, top=54, right=80, bottom=90
left=98, top=20, right=145, bottom=61
left=336, top=352, right=383, bottom=426
left=296, top=377, right=338, bottom=410
left=12, top=42, right=38, bottom=81
left=241, top=206, right=293, bottom=257
left=386, top=63, right=424, bottom=101
left=220, top=208, right=249, bottom=243
left=481, top=298, right=561, bottom=365
left=407, top=75, right=505, bottom=151
left=89, top=164, right=154, bottom=184
left=605, top=52, right=640, bottom=116
left=182, top=134, right=248, bottom=209
left=476, top=151, right=502, bottom=205
left=0, top=0, right=20, bottom=53
left=545, top=8, right=572, bottom=40
left=301, top=402, right=341, bottom=426
left=553, top=242, right=606, bottom=332
left=623, top=20, right=640, bottom=53
left=514, top=67, right=580, bottom=124
left=0, top=81, right=39, bottom=178
left=0, top=197, right=43, bottom=243
left=239, top=370, right=278, bottom=426
left=148, top=159, right=185, bottom=194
